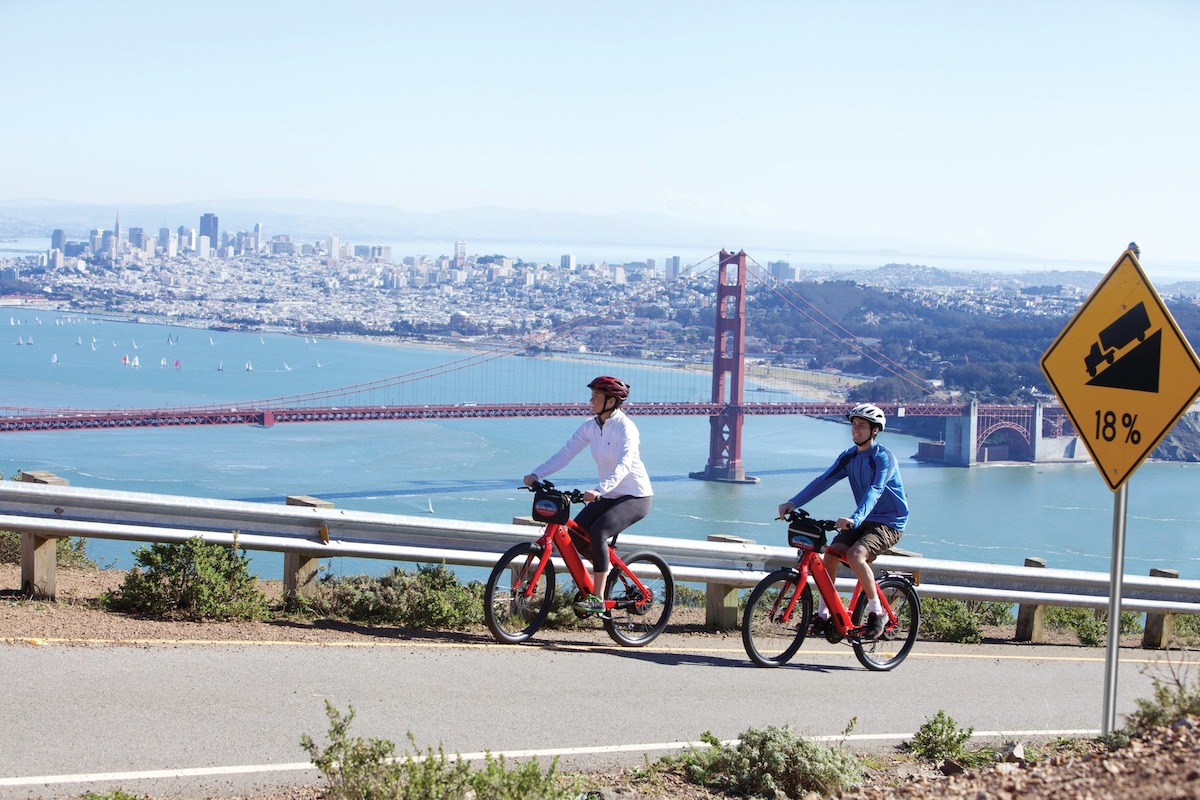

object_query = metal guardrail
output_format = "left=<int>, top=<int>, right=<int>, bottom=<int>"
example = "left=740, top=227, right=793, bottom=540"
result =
left=4, top=480, right=1200, bottom=616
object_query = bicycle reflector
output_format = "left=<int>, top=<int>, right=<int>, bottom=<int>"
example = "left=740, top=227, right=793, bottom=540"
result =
left=787, top=517, right=827, bottom=552
left=531, top=488, right=571, bottom=525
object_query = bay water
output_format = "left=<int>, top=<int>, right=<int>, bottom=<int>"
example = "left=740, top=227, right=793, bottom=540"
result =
left=3, top=305, right=1198, bottom=584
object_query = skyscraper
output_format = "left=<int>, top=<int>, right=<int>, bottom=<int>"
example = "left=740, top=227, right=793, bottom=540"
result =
left=454, top=240, right=466, bottom=268
left=200, top=213, right=219, bottom=254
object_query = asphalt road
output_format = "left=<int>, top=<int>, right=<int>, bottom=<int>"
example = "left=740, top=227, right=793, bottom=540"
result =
left=0, top=634, right=1186, bottom=799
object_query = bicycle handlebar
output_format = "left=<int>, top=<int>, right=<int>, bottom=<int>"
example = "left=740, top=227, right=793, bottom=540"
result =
left=523, top=479, right=587, bottom=505
left=779, top=508, right=839, bottom=531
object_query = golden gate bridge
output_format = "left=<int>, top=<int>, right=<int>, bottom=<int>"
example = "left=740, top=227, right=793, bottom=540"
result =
left=1, top=251, right=1069, bottom=475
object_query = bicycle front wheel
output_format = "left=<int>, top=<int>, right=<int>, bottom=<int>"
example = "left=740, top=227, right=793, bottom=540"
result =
left=741, top=569, right=810, bottom=668
left=851, top=575, right=920, bottom=671
left=602, top=551, right=674, bottom=647
left=484, top=542, right=555, bottom=644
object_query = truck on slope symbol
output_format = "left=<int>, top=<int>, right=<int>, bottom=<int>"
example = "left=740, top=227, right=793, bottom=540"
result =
left=1084, top=301, right=1150, bottom=378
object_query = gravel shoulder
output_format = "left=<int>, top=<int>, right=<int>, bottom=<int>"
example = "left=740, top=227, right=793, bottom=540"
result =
left=4, top=564, right=1200, bottom=800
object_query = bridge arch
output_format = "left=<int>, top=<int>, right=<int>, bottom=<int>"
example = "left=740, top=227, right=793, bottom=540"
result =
left=976, top=420, right=1034, bottom=462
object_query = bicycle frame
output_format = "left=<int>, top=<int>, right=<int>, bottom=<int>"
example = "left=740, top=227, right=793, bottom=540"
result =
left=786, top=547, right=899, bottom=637
left=517, top=518, right=652, bottom=614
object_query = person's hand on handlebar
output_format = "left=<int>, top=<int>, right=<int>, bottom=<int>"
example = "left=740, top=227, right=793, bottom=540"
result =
left=777, top=501, right=794, bottom=520
left=581, top=489, right=600, bottom=503
left=836, top=516, right=854, bottom=531
left=523, top=474, right=538, bottom=488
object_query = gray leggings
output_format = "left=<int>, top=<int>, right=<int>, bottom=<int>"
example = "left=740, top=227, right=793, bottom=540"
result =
left=571, top=494, right=653, bottom=572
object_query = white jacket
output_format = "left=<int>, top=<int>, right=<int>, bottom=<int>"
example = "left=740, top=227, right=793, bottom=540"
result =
left=531, top=409, right=653, bottom=498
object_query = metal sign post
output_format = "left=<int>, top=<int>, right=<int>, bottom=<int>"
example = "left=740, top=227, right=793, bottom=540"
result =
left=1101, top=482, right=1129, bottom=734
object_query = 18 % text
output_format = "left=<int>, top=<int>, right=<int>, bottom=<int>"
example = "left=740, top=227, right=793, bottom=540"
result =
left=1095, top=410, right=1142, bottom=445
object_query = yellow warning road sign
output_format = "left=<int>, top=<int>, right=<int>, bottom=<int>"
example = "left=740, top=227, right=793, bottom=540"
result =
left=1041, top=248, right=1200, bottom=490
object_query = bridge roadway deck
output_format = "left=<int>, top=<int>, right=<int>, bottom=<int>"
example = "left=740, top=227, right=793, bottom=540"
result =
left=1, top=401, right=1061, bottom=433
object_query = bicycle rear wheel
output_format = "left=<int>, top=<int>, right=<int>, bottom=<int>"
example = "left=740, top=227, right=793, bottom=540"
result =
left=851, top=575, right=920, bottom=671
left=484, top=542, right=556, bottom=644
left=741, top=569, right=810, bottom=668
left=602, top=551, right=674, bottom=647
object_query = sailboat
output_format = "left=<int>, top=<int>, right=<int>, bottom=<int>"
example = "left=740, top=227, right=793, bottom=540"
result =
left=122, top=354, right=130, bottom=366
left=91, top=341, right=96, bottom=351
left=218, top=361, right=224, bottom=372
left=245, top=361, right=253, bottom=372
left=209, top=336, right=215, bottom=346
left=315, top=359, right=323, bottom=368
left=131, top=355, right=140, bottom=368
left=51, top=353, right=58, bottom=366
left=132, top=339, right=139, bottom=349
left=174, top=359, right=181, bottom=370
left=16, top=336, right=23, bottom=345
left=283, top=362, right=291, bottom=371
left=160, top=357, right=168, bottom=368
left=76, top=336, right=82, bottom=345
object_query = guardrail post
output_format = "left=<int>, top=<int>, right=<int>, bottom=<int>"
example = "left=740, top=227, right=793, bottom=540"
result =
left=706, top=534, right=752, bottom=630
left=1015, top=557, right=1047, bottom=642
left=284, top=496, right=333, bottom=598
left=1142, top=568, right=1180, bottom=649
left=20, top=531, right=57, bottom=600
left=17, top=471, right=69, bottom=599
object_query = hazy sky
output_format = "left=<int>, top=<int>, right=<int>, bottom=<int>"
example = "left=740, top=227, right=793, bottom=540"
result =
left=3, top=1, right=1197, bottom=266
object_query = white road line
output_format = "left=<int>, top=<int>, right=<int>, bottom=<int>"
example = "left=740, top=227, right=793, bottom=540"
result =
left=0, top=729, right=1101, bottom=788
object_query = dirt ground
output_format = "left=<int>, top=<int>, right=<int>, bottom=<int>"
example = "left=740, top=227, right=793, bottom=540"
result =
left=4, top=564, right=1200, bottom=800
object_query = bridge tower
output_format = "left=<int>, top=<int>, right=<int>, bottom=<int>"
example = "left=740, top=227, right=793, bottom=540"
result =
left=690, top=250, right=759, bottom=484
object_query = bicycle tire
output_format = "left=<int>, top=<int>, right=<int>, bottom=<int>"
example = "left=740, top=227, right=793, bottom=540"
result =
left=851, top=575, right=920, bottom=671
left=741, top=568, right=810, bottom=667
left=484, top=542, right=556, bottom=644
left=602, top=551, right=674, bottom=647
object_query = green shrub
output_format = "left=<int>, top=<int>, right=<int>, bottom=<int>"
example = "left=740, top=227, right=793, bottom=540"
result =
left=1046, top=607, right=1142, bottom=646
left=673, top=584, right=706, bottom=609
left=907, top=710, right=973, bottom=762
left=0, top=531, right=97, bottom=568
left=301, top=701, right=576, bottom=800
left=671, top=726, right=863, bottom=797
left=103, top=536, right=268, bottom=620
left=291, top=564, right=484, bottom=628
left=921, top=597, right=982, bottom=643
left=1173, top=614, right=1200, bottom=646
left=1123, top=658, right=1200, bottom=734
left=920, top=598, right=1016, bottom=643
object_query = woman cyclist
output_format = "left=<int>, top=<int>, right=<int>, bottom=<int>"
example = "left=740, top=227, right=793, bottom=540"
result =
left=523, top=376, right=653, bottom=615
left=777, top=403, right=909, bottom=641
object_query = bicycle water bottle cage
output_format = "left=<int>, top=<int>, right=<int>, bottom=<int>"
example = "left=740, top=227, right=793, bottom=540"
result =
left=787, top=516, right=827, bottom=552
left=531, top=486, right=571, bottom=525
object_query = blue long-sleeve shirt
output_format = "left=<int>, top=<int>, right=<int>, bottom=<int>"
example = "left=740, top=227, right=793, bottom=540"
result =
left=787, top=443, right=909, bottom=531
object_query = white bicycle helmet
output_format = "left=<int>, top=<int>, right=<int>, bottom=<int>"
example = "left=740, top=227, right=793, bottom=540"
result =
left=847, top=403, right=886, bottom=431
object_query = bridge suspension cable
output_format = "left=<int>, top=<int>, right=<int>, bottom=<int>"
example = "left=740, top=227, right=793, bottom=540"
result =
left=742, top=255, right=935, bottom=398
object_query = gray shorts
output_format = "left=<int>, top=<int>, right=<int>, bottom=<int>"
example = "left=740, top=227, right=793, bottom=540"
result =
left=829, top=522, right=902, bottom=562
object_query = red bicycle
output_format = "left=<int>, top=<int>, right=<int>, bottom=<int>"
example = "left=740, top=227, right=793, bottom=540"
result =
left=741, top=509, right=920, bottom=671
left=483, top=480, right=674, bottom=647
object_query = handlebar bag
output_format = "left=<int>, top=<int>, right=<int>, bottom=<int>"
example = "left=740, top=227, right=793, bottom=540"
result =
left=788, top=517, right=827, bottom=552
left=531, top=488, right=571, bottom=525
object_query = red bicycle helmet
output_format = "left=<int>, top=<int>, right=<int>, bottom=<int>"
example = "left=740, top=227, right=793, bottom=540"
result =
left=587, top=376, right=630, bottom=400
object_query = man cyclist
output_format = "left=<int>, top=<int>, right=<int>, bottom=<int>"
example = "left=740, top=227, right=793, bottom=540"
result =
left=777, top=403, right=908, bottom=641
left=523, top=376, right=653, bottom=615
